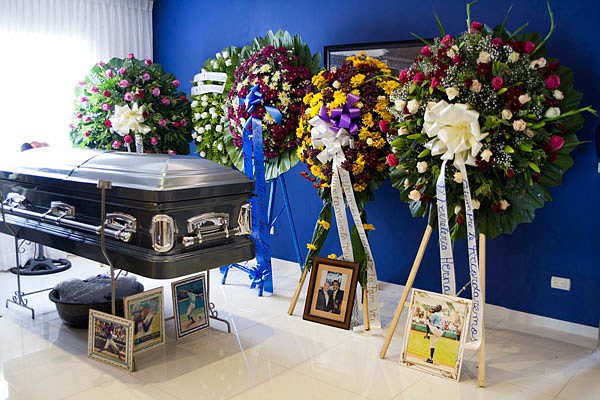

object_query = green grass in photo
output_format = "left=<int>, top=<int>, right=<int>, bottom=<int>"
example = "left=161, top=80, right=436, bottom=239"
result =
left=406, top=329, right=459, bottom=368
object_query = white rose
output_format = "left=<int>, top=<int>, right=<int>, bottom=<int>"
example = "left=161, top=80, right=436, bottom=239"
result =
left=545, top=107, right=561, bottom=118
left=408, top=190, right=422, bottom=202
left=225, top=59, right=232, bottom=66
left=416, top=161, right=428, bottom=173
left=205, top=124, right=212, bottom=130
left=553, top=90, right=564, bottom=100
left=332, top=81, right=341, bottom=89
left=524, top=129, right=535, bottom=138
left=215, top=125, right=223, bottom=132
left=217, top=143, right=223, bottom=151
left=508, top=52, right=520, bottom=63
left=470, top=80, right=482, bottom=93
left=472, top=199, right=481, bottom=210
left=499, top=199, right=510, bottom=210
left=403, top=178, right=411, bottom=188
left=394, top=99, right=407, bottom=112
left=191, top=100, right=198, bottom=108
left=480, top=149, right=493, bottom=162
left=222, top=50, right=230, bottom=59
left=446, top=87, right=459, bottom=101
left=453, top=171, right=463, bottom=183
left=501, top=109, right=513, bottom=120
left=529, top=57, right=547, bottom=69
left=211, top=60, right=218, bottom=69
left=454, top=205, right=462, bottom=215
left=446, top=48, right=456, bottom=58
left=518, top=94, right=531, bottom=104
left=512, top=119, right=527, bottom=131
left=195, top=135, right=202, bottom=142
left=477, top=51, right=491, bottom=64
left=194, top=112, right=201, bottom=120
left=191, top=132, right=197, bottom=139
left=200, top=112, right=208, bottom=119
left=197, top=127, right=205, bottom=134
left=200, top=151, right=206, bottom=158
left=201, top=101, right=208, bottom=107
left=407, top=99, right=420, bottom=114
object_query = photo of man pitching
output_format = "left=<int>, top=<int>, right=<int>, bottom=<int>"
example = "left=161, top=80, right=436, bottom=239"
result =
left=425, top=304, right=443, bottom=364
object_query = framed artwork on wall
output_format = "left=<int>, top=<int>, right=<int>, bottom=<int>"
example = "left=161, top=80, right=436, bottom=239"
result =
left=324, top=39, right=425, bottom=71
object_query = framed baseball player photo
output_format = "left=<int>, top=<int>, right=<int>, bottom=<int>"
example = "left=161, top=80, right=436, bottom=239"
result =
left=88, top=309, right=135, bottom=372
left=171, top=272, right=209, bottom=340
left=302, top=257, right=359, bottom=330
left=401, top=289, right=472, bottom=381
left=124, top=287, right=165, bottom=354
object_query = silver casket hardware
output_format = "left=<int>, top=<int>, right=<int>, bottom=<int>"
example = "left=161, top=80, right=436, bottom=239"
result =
left=151, top=214, right=177, bottom=253
left=182, top=203, right=252, bottom=248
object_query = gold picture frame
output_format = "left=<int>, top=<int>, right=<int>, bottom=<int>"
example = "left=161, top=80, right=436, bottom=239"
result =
left=124, top=287, right=165, bottom=354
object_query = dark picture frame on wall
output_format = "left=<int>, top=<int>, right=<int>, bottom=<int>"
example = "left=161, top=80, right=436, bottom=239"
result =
left=302, top=256, right=359, bottom=330
left=324, top=39, right=425, bottom=72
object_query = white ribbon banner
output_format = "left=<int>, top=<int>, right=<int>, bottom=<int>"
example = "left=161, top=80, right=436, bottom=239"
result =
left=435, top=159, right=483, bottom=349
left=310, top=116, right=382, bottom=332
left=193, top=71, right=228, bottom=83
left=191, top=84, right=225, bottom=96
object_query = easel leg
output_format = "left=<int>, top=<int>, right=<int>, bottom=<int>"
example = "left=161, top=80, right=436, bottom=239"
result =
left=287, top=267, right=309, bottom=315
left=478, top=233, right=486, bottom=387
left=380, top=224, right=433, bottom=359
left=362, top=287, right=370, bottom=331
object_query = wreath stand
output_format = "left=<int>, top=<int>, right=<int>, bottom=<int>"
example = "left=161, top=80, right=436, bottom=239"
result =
left=378, top=224, right=487, bottom=387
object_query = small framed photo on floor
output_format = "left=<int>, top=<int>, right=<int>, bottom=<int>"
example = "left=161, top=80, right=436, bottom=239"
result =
left=88, top=309, right=135, bottom=372
left=124, top=287, right=165, bottom=354
left=171, top=272, right=209, bottom=339
left=302, top=256, right=359, bottom=330
left=401, top=289, right=472, bottom=381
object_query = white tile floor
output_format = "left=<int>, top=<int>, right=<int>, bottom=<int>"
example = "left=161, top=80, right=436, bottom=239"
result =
left=0, top=256, right=598, bottom=400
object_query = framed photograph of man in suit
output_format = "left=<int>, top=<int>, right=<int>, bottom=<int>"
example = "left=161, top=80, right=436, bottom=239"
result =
left=302, top=257, right=359, bottom=330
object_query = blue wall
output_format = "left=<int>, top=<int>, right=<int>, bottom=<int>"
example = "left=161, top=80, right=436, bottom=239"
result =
left=154, top=0, right=600, bottom=327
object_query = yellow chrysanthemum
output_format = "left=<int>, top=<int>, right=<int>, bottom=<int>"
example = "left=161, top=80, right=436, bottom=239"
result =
left=321, top=183, right=331, bottom=188
left=296, top=147, right=305, bottom=162
left=378, top=80, right=400, bottom=95
left=311, top=71, right=326, bottom=87
left=362, top=112, right=374, bottom=128
left=306, top=243, right=317, bottom=251
left=303, top=92, right=313, bottom=105
left=309, top=92, right=323, bottom=109
left=350, top=89, right=360, bottom=96
left=350, top=73, right=366, bottom=87
left=353, top=182, right=368, bottom=192
left=310, top=164, right=326, bottom=180
left=330, top=90, right=347, bottom=108
left=327, top=254, right=337, bottom=259
left=363, top=223, right=376, bottom=231
left=317, top=220, right=331, bottom=230
left=373, top=137, right=386, bottom=149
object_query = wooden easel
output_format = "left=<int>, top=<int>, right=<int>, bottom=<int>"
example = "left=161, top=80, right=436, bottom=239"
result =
left=378, top=225, right=487, bottom=387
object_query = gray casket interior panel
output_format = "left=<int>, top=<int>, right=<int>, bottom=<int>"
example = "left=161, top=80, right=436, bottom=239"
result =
left=0, top=148, right=255, bottom=278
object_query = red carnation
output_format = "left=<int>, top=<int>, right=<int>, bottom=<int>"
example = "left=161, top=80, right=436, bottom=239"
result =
left=386, top=153, right=399, bottom=167
left=123, top=134, right=133, bottom=144
left=413, top=72, right=425, bottom=84
left=491, top=37, right=503, bottom=47
left=545, top=75, right=561, bottom=89
left=441, top=34, right=454, bottom=47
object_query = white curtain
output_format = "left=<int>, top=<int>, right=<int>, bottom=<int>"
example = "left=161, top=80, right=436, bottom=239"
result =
left=0, top=0, right=153, bottom=269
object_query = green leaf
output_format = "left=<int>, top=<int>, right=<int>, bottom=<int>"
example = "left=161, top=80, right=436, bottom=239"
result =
left=528, top=162, right=541, bottom=173
left=417, top=148, right=431, bottom=158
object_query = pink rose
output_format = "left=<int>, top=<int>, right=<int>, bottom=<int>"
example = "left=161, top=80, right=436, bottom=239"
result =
left=118, top=67, right=127, bottom=75
left=127, top=53, right=134, bottom=59
left=124, top=92, right=133, bottom=101
left=152, top=88, right=160, bottom=97
left=181, top=118, right=188, bottom=127
left=441, top=34, right=454, bottom=47
left=83, top=116, right=91, bottom=122
left=549, top=135, right=565, bottom=151
left=103, top=90, right=111, bottom=97
left=111, top=140, right=121, bottom=149
left=97, top=61, right=106, bottom=67
left=90, top=86, right=99, bottom=93
left=545, top=75, right=561, bottom=89
left=80, top=96, right=87, bottom=102
left=421, top=46, right=432, bottom=57
left=491, top=77, right=504, bottom=90
left=523, top=41, right=536, bottom=54
left=150, top=136, right=159, bottom=145
left=379, top=119, right=390, bottom=133
left=101, top=103, right=110, bottom=111
left=106, top=69, right=114, bottom=78
left=119, top=79, right=129, bottom=88
left=124, top=134, right=133, bottom=144
left=413, top=72, right=425, bottom=84
left=430, top=77, right=440, bottom=88
left=386, top=153, right=399, bottom=167
left=76, top=113, right=82, bottom=119
left=143, top=73, right=151, bottom=81
left=167, top=150, right=176, bottom=155
left=471, top=21, right=483, bottom=32
left=491, top=37, right=503, bottom=47
left=104, top=120, right=112, bottom=128
left=172, top=79, right=180, bottom=88
left=161, top=97, right=171, bottom=105
left=144, top=59, right=152, bottom=66
left=159, top=119, right=167, bottom=127
left=398, top=69, right=409, bottom=84
left=84, top=131, right=90, bottom=137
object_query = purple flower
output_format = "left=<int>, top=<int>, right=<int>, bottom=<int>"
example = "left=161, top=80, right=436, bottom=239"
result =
left=118, top=67, right=127, bottom=75
left=152, top=87, right=160, bottom=97
left=142, top=73, right=151, bottom=81
left=124, top=92, right=134, bottom=101
left=159, top=119, right=167, bottom=127
left=144, top=59, right=152, bottom=66
left=101, top=103, right=110, bottom=111
left=106, top=69, right=114, bottom=78
left=119, top=79, right=129, bottom=88
left=161, top=97, right=171, bottom=105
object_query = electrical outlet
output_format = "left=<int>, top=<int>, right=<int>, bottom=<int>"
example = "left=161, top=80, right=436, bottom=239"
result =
left=551, top=276, right=571, bottom=291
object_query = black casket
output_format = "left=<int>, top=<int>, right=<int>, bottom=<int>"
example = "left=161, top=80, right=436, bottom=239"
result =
left=0, top=148, right=254, bottom=278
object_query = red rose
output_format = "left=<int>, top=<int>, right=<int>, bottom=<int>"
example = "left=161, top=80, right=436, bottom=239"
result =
left=398, top=69, right=409, bottom=84
left=549, top=135, right=565, bottom=151
left=413, top=72, right=425, bottom=84
left=136, top=90, right=144, bottom=99
left=431, top=77, right=440, bottom=88
left=76, top=113, right=82, bottom=119
left=104, top=120, right=112, bottom=128
left=451, top=55, right=462, bottom=65
left=379, top=120, right=390, bottom=133
left=471, top=21, right=483, bottom=32
left=491, top=76, right=504, bottom=90
left=421, top=46, right=433, bottom=57
left=84, top=131, right=90, bottom=137
left=103, top=90, right=111, bottom=97
left=457, top=214, right=465, bottom=225
left=441, top=34, right=454, bottom=47
left=491, top=37, right=503, bottom=47
left=506, top=168, right=515, bottom=178
left=386, top=153, right=399, bottom=167
left=523, top=41, right=536, bottom=54
left=545, top=75, right=561, bottom=89
left=123, top=134, right=133, bottom=144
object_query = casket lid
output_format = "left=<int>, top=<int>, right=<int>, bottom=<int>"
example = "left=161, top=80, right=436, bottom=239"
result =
left=0, top=148, right=253, bottom=202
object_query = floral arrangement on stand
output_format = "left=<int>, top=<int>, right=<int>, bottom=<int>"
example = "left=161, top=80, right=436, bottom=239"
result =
left=71, top=54, right=192, bottom=155
left=226, top=30, right=321, bottom=180
left=191, top=46, right=243, bottom=164
left=297, top=53, right=398, bottom=286
left=387, top=6, right=595, bottom=239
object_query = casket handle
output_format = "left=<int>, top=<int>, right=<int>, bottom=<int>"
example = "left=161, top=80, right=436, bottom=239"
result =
left=50, top=201, right=75, bottom=219
left=182, top=204, right=252, bottom=247
left=187, top=212, right=229, bottom=235
left=105, top=212, right=137, bottom=234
